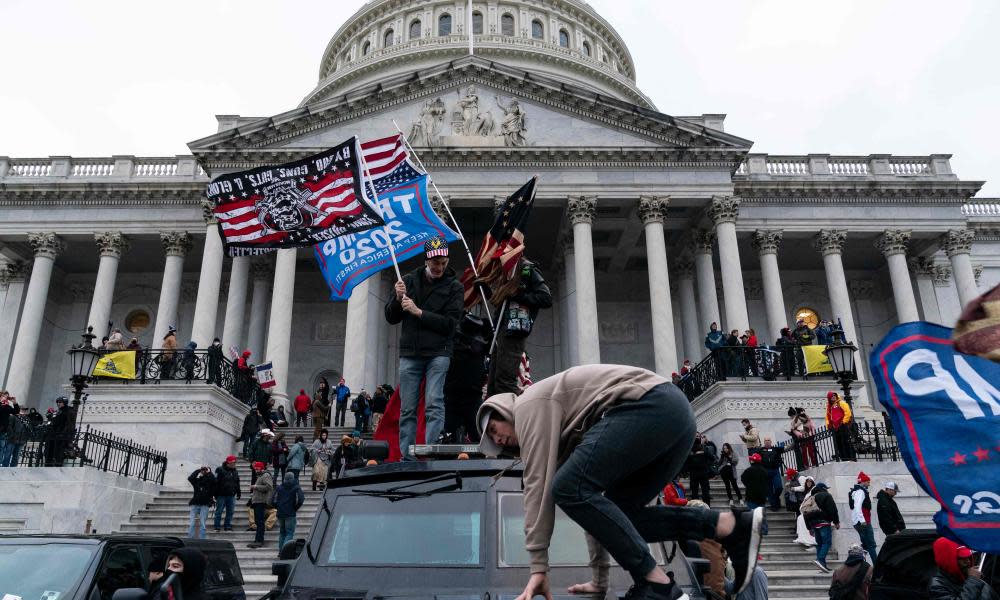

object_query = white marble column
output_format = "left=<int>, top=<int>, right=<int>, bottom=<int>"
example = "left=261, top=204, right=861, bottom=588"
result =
left=190, top=207, right=225, bottom=347
left=691, top=229, right=721, bottom=345
left=638, top=197, right=677, bottom=375
left=221, top=256, right=250, bottom=351
left=709, top=196, right=750, bottom=333
left=152, top=232, right=193, bottom=346
left=87, top=232, right=130, bottom=340
left=561, top=241, right=580, bottom=367
left=568, top=197, right=600, bottom=365
left=752, top=229, right=787, bottom=339
left=0, top=262, right=30, bottom=389
left=6, top=233, right=64, bottom=404
left=245, top=259, right=272, bottom=360
left=941, top=229, right=979, bottom=308
left=342, top=277, right=381, bottom=394
left=265, top=248, right=297, bottom=408
left=910, top=258, right=942, bottom=324
left=876, top=230, right=920, bottom=324
left=814, top=230, right=859, bottom=346
left=933, top=265, right=960, bottom=324
left=674, top=259, right=701, bottom=363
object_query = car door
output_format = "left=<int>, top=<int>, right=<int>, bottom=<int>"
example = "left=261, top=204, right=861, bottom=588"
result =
left=91, top=544, right=146, bottom=600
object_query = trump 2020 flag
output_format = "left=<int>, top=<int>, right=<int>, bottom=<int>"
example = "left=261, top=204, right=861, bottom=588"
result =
left=207, top=136, right=384, bottom=256
left=871, top=321, right=1000, bottom=552
left=313, top=175, right=459, bottom=301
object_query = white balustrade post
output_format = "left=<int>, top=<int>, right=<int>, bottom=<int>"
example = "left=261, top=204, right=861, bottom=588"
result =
left=568, top=197, right=601, bottom=365
left=190, top=205, right=225, bottom=348
left=638, top=197, right=677, bottom=375
left=152, top=232, right=192, bottom=347
left=88, top=232, right=130, bottom=340
left=709, top=196, right=750, bottom=333
left=0, top=262, right=31, bottom=389
left=265, top=248, right=298, bottom=409
left=6, top=233, right=64, bottom=404
left=221, top=256, right=250, bottom=351
left=941, top=229, right=979, bottom=308
left=245, top=259, right=273, bottom=360
left=691, top=229, right=721, bottom=349
left=876, top=230, right=920, bottom=324
left=674, top=259, right=701, bottom=364
left=752, top=229, right=788, bottom=340
left=814, top=230, right=859, bottom=346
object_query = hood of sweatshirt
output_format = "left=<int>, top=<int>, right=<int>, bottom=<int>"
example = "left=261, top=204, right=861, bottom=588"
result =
left=476, top=393, right=517, bottom=457
left=933, top=537, right=971, bottom=582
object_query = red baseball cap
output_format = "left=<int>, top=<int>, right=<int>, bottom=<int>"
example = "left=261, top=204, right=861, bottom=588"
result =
left=252, top=461, right=266, bottom=470
left=749, top=453, right=762, bottom=463
left=225, top=455, right=237, bottom=463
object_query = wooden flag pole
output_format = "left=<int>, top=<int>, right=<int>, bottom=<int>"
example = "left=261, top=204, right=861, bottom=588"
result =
left=356, top=137, right=403, bottom=282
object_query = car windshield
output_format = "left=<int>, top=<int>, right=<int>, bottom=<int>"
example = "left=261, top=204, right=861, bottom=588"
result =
left=325, top=492, right=483, bottom=566
left=0, top=542, right=98, bottom=598
left=498, top=493, right=663, bottom=567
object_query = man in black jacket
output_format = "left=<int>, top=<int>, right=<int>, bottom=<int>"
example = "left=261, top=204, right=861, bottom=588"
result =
left=213, top=455, right=241, bottom=532
left=806, top=482, right=841, bottom=573
left=876, top=481, right=906, bottom=536
left=740, top=453, right=769, bottom=509
left=187, top=466, right=216, bottom=539
left=385, top=236, right=463, bottom=459
left=928, top=536, right=998, bottom=600
left=757, top=437, right=785, bottom=510
left=486, top=257, right=552, bottom=396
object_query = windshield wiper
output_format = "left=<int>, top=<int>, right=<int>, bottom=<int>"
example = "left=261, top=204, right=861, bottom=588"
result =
left=352, top=471, right=463, bottom=502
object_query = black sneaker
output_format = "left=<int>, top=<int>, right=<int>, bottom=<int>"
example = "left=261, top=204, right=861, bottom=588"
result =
left=619, top=581, right=689, bottom=600
left=720, top=507, right=764, bottom=593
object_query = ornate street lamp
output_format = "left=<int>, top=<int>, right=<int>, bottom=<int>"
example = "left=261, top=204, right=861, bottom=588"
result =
left=67, top=326, right=100, bottom=426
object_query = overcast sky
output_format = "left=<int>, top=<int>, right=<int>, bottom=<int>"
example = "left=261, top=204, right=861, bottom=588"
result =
left=1, top=0, right=996, bottom=196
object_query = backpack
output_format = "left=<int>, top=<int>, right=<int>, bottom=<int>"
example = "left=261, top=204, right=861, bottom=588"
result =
left=800, top=494, right=822, bottom=519
left=829, top=562, right=869, bottom=600
left=350, top=397, right=359, bottom=412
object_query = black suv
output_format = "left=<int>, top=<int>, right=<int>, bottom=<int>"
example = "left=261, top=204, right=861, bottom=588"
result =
left=0, top=534, right=245, bottom=600
left=870, top=530, right=999, bottom=599
left=266, top=458, right=707, bottom=600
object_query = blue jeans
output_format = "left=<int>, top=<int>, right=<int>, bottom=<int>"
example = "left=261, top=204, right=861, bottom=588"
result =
left=767, top=468, right=782, bottom=509
left=854, top=523, right=878, bottom=564
left=278, top=516, right=297, bottom=553
left=0, top=435, right=21, bottom=467
left=814, top=525, right=833, bottom=565
left=550, top=383, right=719, bottom=582
left=398, top=356, right=450, bottom=460
left=188, top=505, right=210, bottom=538
left=213, top=496, right=236, bottom=530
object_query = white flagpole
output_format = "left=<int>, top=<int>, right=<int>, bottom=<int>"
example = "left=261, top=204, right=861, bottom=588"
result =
left=468, top=0, right=474, bottom=56
left=355, top=137, right=403, bottom=282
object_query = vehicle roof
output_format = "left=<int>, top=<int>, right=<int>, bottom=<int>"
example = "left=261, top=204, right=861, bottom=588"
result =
left=0, top=534, right=235, bottom=550
left=330, top=458, right=522, bottom=486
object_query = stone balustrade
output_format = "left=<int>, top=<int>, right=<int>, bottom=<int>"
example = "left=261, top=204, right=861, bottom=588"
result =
left=735, top=153, right=955, bottom=179
left=0, top=156, right=207, bottom=182
left=963, top=198, right=1000, bottom=217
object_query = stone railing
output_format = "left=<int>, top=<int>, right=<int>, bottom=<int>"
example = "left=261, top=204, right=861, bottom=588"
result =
left=735, top=153, right=954, bottom=180
left=963, top=198, right=1000, bottom=217
left=0, top=156, right=208, bottom=182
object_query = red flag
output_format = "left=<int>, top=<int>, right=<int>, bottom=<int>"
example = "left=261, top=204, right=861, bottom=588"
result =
left=373, top=381, right=427, bottom=462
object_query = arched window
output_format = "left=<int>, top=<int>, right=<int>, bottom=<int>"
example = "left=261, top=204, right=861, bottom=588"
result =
left=531, top=19, right=544, bottom=40
left=409, top=19, right=422, bottom=39
left=501, top=13, right=515, bottom=36
left=582, top=41, right=591, bottom=57
left=362, top=41, right=371, bottom=56
left=558, top=29, right=570, bottom=48
left=439, top=13, right=452, bottom=36
left=472, top=11, right=483, bottom=34
left=384, top=28, right=395, bottom=47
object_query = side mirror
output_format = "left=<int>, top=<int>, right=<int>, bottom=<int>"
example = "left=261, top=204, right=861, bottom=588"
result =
left=112, top=590, right=149, bottom=600
left=278, top=538, right=304, bottom=560
left=272, top=560, right=293, bottom=588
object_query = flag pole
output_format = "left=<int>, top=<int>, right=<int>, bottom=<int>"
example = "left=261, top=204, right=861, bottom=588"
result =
left=468, top=0, right=474, bottom=56
left=356, top=137, right=403, bottom=282
left=391, top=120, right=494, bottom=328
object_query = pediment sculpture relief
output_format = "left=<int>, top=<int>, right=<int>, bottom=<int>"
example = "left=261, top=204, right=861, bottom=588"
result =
left=408, top=85, right=528, bottom=147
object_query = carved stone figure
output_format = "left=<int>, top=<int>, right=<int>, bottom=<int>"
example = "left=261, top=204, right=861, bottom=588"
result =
left=454, top=85, right=495, bottom=136
left=496, top=95, right=527, bottom=147
left=409, top=98, right=447, bottom=146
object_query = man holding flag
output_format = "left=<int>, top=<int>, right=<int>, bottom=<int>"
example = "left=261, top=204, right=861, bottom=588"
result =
left=385, top=236, right=464, bottom=460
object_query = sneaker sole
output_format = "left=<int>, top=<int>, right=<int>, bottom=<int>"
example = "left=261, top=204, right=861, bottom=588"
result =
left=735, top=507, right=764, bottom=593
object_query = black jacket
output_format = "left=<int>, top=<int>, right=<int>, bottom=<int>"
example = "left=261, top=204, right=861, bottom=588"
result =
left=385, top=266, right=464, bottom=358
left=188, top=469, right=216, bottom=506
left=214, top=464, right=241, bottom=499
left=273, top=478, right=305, bottom=519
left=876, top=489, right=906, bottom=534
left=504, top=260, right=553, bottom=321
left=372, top=392, right=388, bottom=414
left=0, top=401, right=19, bottom=434
left=686, top=444, right=715, bottom=478
left=740, top=463, right=769, bottom=505
left=927, top=570, right=998, bottom=600
left=807, top=486, right=840, bottom=528
left=757, top=445, right=784, bottom=470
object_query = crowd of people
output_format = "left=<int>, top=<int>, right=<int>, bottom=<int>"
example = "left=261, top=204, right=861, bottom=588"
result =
left=0, top=390, right=79, bottom=467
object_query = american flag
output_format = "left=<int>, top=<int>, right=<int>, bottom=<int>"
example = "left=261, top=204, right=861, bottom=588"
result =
left=360, top=135, right=425, bottom=195
left=461, top=177, right=537, bottom=308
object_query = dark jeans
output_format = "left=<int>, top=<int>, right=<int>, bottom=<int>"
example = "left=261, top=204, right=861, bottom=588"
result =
left=814, top=525, right=833, bottom=564
left=767, top=468, right=782, bottom=510
left=689, top=475, right=711, bottom=505
left=720, top=466, right=741, bottom=501
left=214, top=495, right=236, bottom=530
left=444, top=400, right=481, bottom=443
left=551, top=383, right=719, bottom=582
left=854, top=523, right=878, bottom=564
left=253, top=503, right=268, bottom=543
left=833, top=426, right=855, bottom=461
left=295, top=412, right=309, bottom=427
left=353, top=412, right=367, bottom=432
left=335, top=403, right=347, bottom=427
left=487, top=329, right=526, bottom=396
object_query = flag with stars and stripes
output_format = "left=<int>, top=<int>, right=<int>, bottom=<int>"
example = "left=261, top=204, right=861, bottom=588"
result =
left=461, top=177, right=537, bottom=309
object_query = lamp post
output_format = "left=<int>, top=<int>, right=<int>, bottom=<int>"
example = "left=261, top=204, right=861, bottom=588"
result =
left=67, top=326, right=100, bottom=427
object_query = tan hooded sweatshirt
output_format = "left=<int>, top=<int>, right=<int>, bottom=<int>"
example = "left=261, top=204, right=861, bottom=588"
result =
left=477, top=364, right=668, bottom=583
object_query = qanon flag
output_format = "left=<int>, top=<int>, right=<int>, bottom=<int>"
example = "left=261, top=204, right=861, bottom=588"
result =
left=870, top=321, right=1000, bottom=552
left=206, top=137, right=384, bottom=256
left=313, top=175, right=459, bottom=301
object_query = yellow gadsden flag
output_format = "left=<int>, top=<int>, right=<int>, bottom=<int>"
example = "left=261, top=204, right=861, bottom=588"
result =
left=92, top=351, right=137, bottom=380
left=802, top=345, right=833, bottom=374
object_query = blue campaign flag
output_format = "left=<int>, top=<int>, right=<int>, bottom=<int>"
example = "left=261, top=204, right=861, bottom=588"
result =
left=313, top=175, right=459, bottom=301
left=870, top=322, right=1000, bottom=552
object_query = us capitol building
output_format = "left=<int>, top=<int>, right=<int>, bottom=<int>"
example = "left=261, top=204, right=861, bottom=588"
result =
left=1, top=0, right=997, bottom=436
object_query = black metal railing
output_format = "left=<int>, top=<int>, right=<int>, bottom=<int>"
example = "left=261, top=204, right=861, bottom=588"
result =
left=778, top=418, right=899, bottom=472
left=12, top=424, right=168, bottom=484
left=92, top=348, right=265, bottom=407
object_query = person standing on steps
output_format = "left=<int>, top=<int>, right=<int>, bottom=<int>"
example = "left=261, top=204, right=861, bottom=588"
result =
left=186, top=466, right=216, bottom=539
left=717, top=443, right=742, bottom=506
left=293, top=389, right=311, bottom=427
left=849, top=471, right=879, bottom=564
left=876, top=481, right=906, bottom=537
left=334, top=377, right=350, bottom=428
left=477, top=364, right=765, bottom=600
left=247, top=461, right=273, bottom=549
left=206, top=338, right=224, bottom=386
left=310, top=429, right=334, bottom=491
left=311, top=390, right=330, bottom=441
left=213, top=455, right=240, bottom=533
left=738, top=418, right=761, bottom=456
left=286, top=435, right=308, bottom=482
left=826, top=391, right=855, bottom=461
left=273, top=472, right=305, bottom=557
left=805, top=482, right=840, bottom=574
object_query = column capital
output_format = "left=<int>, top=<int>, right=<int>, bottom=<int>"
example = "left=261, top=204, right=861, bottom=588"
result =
left=431, top=195, right=450, bottom=221
left=941, top=228, right=975, bottom=257
left=567, top=196, right=597, bottom=226
left=974, top=264, right=984, bottom=285
left=637, top=196, right=669, bottom=225
left=250, top=258, right=275, bottom=281
left=707, top=195, right=740, bottom=225
left=909, top=257, right=937, bottom=278
left=875, top=229, right=911, bottom=257
left=160, top=231, right=194, bottom=257
left=751, top=229, right=783, bottom=255
left=673, top=258, right=695, bottom=279
left=27, top=232, right=65, bottom=259
left=932, top=265, right=952, bottom=287
left=0, top=261, right=30, bottom=286
left=689, top=229, right=716, bottom=255
left=202, top=200, right=218, bottom=225
left=94, top=231, right=131, bottom=259
left=814, top=229, right=847, bottom=256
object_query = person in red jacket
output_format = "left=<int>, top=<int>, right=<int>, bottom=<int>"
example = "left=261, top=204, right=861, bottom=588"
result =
left=662, top=479, right=688, bottom=506
left=293, top=389, right=311, bottom=427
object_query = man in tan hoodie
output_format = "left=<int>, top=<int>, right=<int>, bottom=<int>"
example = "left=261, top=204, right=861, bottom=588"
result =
left=478, top=364, right=764, bottom=600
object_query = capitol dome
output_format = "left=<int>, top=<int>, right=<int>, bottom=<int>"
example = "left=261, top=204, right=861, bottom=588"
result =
left=301, top=0, right=653, bottom=109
